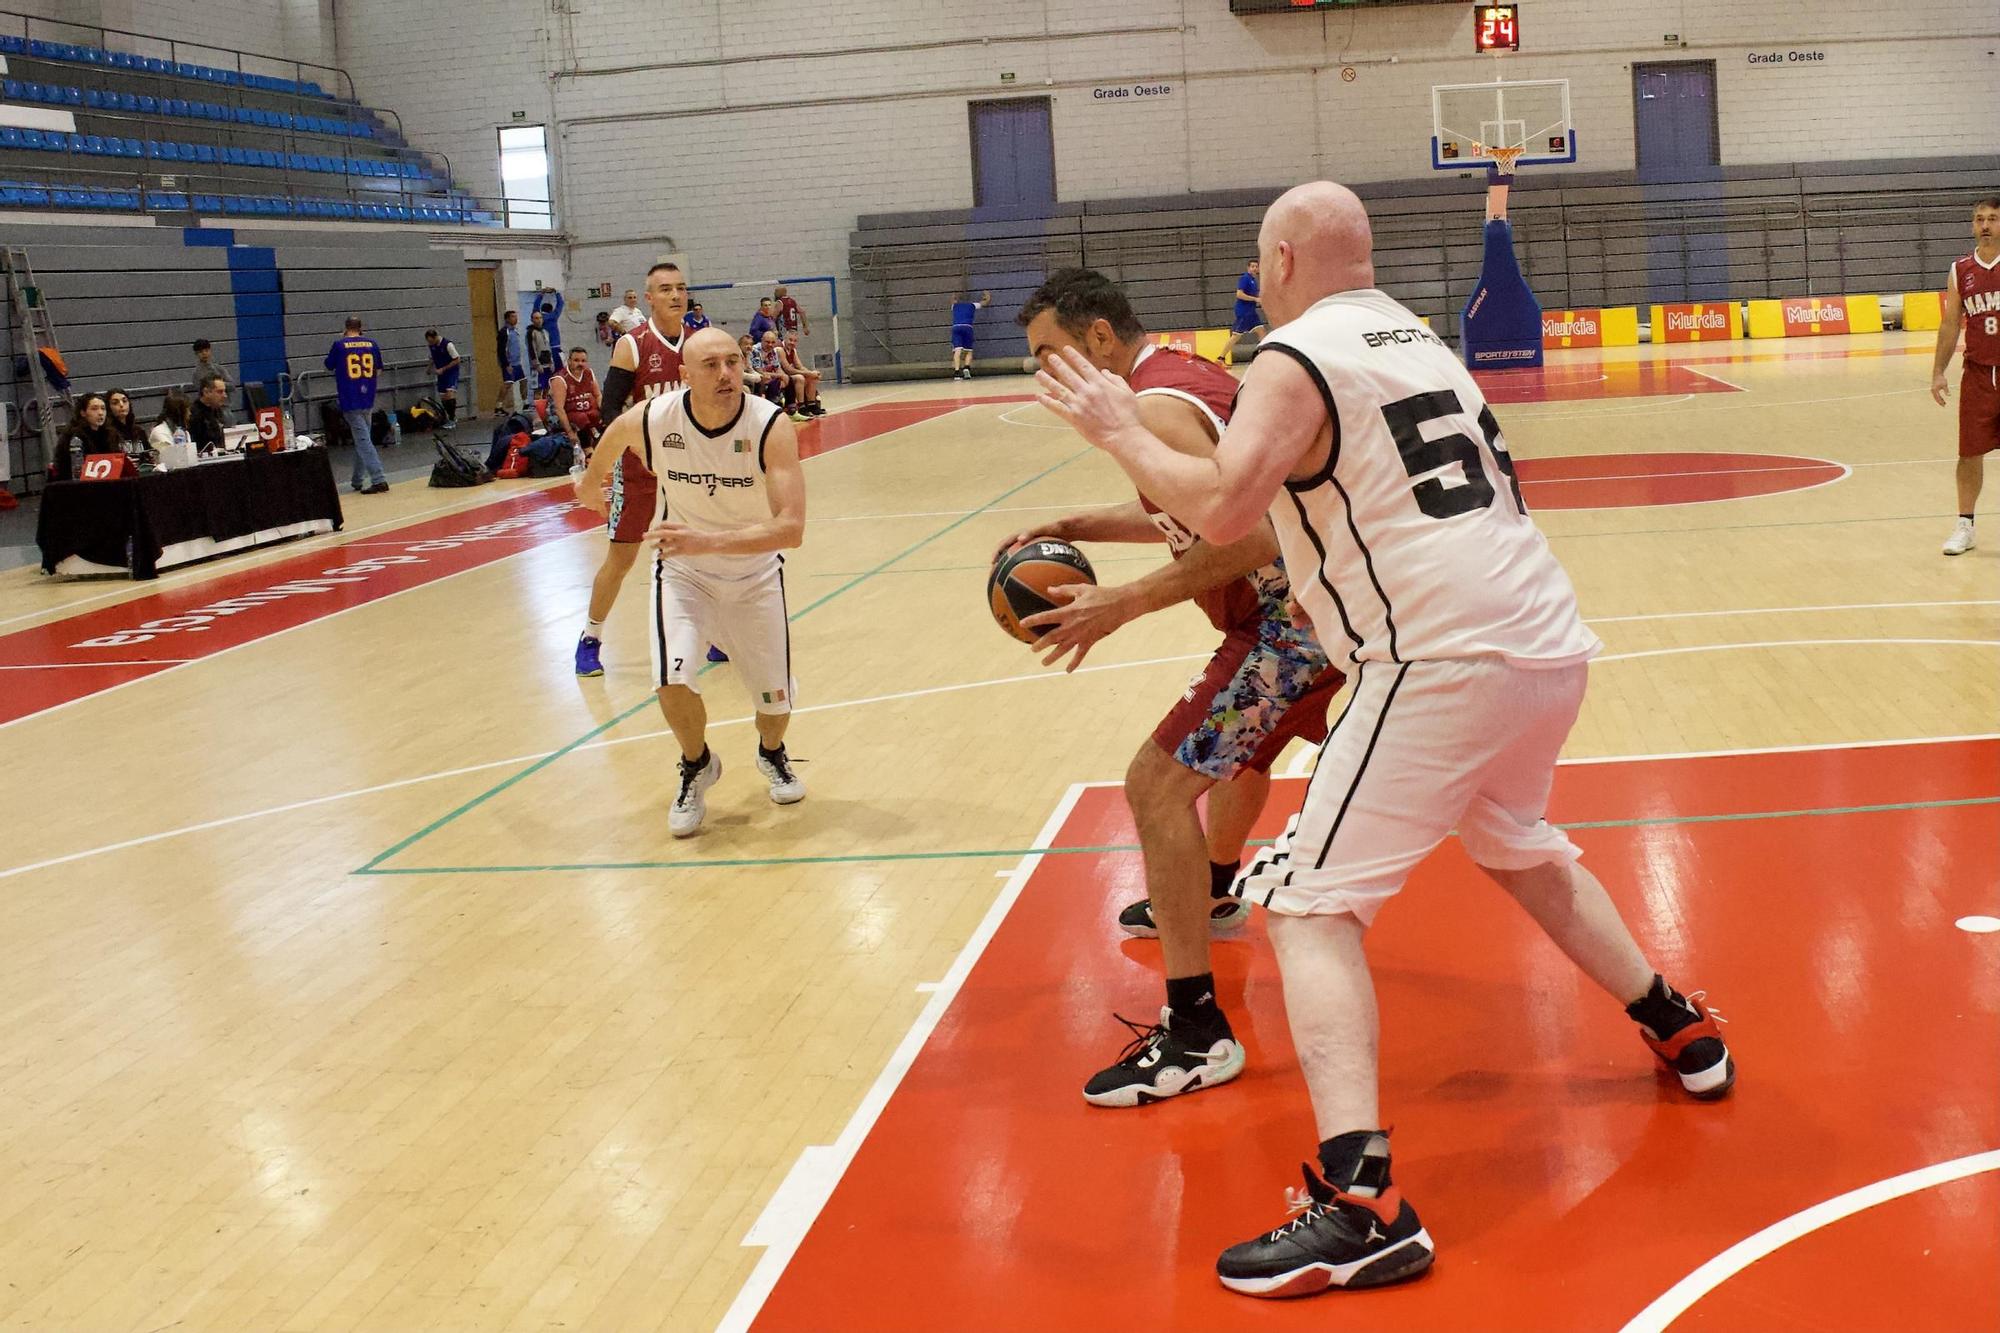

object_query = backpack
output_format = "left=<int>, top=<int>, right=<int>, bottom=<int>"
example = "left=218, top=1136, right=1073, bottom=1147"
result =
left=525, top=437, right=574, bottom=477
left=486, top=411, right=535, bottom=471
left=428, top=431, right=492, bottom=488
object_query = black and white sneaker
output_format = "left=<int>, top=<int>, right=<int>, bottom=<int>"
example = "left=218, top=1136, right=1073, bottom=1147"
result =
left=1636, top=987, right=1735, bottom=1099
left=1081, top=1007, right=1244, bottom=1107
left=1116, top=896, right=1251, bottom=939
left=755, top=744, right=805, bottom=805
left=669, top=749, right=721, bottom=837
left=1217, top=1162, right=1435, bottom=1298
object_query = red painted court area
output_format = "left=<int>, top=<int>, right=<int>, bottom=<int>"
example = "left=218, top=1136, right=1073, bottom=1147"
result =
left=1516, top=452, right=1846, bottom=509
left=1476, top=362, right=1738, bottom=403
left=748, top=740, right=2000, bottom=1333
left=1, top=398, right=1015, bottom=727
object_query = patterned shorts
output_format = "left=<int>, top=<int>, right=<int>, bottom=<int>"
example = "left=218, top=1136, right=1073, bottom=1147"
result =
left=1152, top=620, right=1344, bottom=780
left=608, top=452, right=657, bottom=543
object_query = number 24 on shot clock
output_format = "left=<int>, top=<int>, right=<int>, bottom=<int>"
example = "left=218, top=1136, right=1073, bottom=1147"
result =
left=1474, top=4, right=1520, bottom=54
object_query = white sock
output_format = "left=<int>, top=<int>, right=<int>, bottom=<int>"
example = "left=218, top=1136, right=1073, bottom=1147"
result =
left=582, top=618, right=605, bottom=640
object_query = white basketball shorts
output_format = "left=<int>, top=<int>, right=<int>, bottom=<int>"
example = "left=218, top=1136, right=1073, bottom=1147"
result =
left=1236, top=656, right=1587, bottom=924
left=648, top=555, right=796, bottom=713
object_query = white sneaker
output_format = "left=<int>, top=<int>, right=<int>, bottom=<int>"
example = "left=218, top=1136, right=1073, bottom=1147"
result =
left=755, top=745, right=805, bottom=805
left=1943, top=518, right=1976, bottom=556
left=669, top=749, right=722, bottom=837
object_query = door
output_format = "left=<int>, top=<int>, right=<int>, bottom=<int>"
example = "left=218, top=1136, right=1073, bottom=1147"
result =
left=466, top=264, right=499, bottom=412
left=969, top=98, right=1056, bottom=209
left=1633, top=61, right=1719, bottom=182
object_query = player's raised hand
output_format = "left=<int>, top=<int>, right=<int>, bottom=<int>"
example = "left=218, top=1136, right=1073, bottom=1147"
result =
left=1037, top=346, right=1141, bottom=451
left=1932, top=372, right=1951, bottom=407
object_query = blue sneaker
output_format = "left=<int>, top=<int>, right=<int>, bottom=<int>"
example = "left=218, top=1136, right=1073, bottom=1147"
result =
left=706, top=644, right=729, bottom=663
left=575, top=635, right=604, bottom=678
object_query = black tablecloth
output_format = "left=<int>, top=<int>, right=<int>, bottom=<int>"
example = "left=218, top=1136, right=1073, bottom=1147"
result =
left=37, top=448, right=344, bottom=579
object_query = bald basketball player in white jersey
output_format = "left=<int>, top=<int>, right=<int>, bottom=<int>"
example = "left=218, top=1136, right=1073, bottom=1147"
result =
left=575, top=326, right=807, bottom=836
left=1039, top=181, right=1734, bottom=1300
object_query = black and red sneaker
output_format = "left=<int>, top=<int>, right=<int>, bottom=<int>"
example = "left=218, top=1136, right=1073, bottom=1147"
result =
left=1636, top=987, right=1734, bottom=1099
left=1216, top=1163, right=1434, bottom=1298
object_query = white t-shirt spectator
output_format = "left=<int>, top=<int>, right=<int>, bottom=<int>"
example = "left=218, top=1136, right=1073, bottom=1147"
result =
left=609, top=303, right=645, bottom=334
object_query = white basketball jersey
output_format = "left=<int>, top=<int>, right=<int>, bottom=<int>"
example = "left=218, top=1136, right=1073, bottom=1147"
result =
left=1259, top=289, right=1600, bottom=667
left=640, top=388, right=785, bottom=580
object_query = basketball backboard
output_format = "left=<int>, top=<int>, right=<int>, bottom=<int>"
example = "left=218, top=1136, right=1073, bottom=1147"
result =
left=1431, top=78, right=1576, bottom=170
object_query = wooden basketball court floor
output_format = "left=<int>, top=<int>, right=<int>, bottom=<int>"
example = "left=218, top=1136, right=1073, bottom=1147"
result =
left=1, top=330, right=1994, bottom=1331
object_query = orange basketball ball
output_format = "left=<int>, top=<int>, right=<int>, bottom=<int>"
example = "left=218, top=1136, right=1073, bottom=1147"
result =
left=989, top=538, right=1096, bottom=643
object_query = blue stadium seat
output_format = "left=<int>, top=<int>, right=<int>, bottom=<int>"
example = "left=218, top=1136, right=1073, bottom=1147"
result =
left=83, top=88, right=106, bottom=108
left=2, top=79, right=19, bottom=98
left=116, top=91, right=140, bottom=111
left=221, top=195, right=243, bottom=214
left=166, top=98, right=188, bottom=117
left=20, top=184, right=47, bottom=205
left=19, top=129, right=46, bottom=150
left=27, top=40, right=53, bottom=58
left=233, top=106, right=254, bottom=123
left=192, top=143, right=215, bottom=163
left=0, top=128, right=20, bottom=149
left=118, top=137, right=142, bottom=157
left=0, top=36, right=21, bottom=54
left=137, top=95, right=157, bottom=113
left=82, top=135, right=105, bottom=154
left=194, top=193, right=221, bottom=210
left=64, top=132, right=85, bottom=152
left=219, top=70, right=240, bottom=86
left=61, top=86, right=82, bottom=105
left=142, top=57, right=168, bottom=74
left=78, top=48, right=102, bottom=65
left=108, top=51, right=134, bottom=69
left=258, top=149, right=279, bottom=167
left=0, top=183, right=21, bottom=207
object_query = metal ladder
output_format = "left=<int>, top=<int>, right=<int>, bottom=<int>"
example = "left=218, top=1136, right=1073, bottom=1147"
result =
left=2, top=245, right=67, bottom=482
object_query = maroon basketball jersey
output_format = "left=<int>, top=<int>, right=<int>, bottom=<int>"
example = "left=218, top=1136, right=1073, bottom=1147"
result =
left=1126, top=344, right=1286, bottom=634
left=556, top=365, right=599, bottom=427
left=627, top=318, right=686, bottom=401
left=1953, top=252, right=2000, bottom=369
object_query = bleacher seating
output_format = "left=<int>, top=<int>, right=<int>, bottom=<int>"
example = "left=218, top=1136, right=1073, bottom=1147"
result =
left=0, top=33, right=329, bottom=99
left=0, top=26, right=500, bottom=225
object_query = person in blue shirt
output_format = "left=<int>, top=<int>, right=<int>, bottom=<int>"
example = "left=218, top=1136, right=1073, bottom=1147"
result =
left=950, top=289, right=991, bottom=380
left=499, top=309, right=528, bottom=412
left=1229, top=259, right=1264, bottom=360
left=682, top=302, right=710, bottom=334
left=326, top=316, right=388, bottom=493
left=747, top=297, right=778, bottom=344
left=425, top=328, right=461, bottom=421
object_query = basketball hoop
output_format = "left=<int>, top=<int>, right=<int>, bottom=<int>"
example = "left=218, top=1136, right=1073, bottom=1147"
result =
left=1487, top=145, right=1525, bottom=178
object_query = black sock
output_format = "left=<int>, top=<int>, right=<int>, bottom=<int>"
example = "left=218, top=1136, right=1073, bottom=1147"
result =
left=1318, top=1129, right=1391, bottom=1196
left=1209, top=859, right=1240, bottom=900
left=758, top=741, right=786, bottom=760
left=1962, top=513, right=1976, bottom=522
left=1625, top=974, right=1694, bottom=1038
left=681, top=745, right=710, bottom=771
left=1165, top=972, right=1227, bottom=1040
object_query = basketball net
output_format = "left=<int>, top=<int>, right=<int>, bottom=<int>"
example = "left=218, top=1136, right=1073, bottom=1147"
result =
left=1479, top=144, right=1523, bottom=221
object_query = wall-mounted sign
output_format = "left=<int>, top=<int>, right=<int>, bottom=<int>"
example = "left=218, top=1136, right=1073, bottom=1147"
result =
left=1747, top=49, right=1827, bottom=65
left=1091, top=83, right=1175, bottom=101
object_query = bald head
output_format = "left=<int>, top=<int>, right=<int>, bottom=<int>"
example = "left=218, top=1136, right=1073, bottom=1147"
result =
left=1256, top=181, right=1375, bottom=327
left=682, top=326, right=746, bottom=404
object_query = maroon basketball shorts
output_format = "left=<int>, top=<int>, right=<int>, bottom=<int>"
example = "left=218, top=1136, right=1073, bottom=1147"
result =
left=1961, top=363, right=2000, bottom=459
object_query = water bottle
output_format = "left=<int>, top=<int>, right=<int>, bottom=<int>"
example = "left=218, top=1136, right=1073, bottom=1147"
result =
left=68, top=438, right=84, bottom=476
left=172, top=426, right=191, bottom=451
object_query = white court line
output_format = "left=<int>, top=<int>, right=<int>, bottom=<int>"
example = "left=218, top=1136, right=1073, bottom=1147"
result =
left=1529, top=458, right=1845, bottom=486
left=716, top=782, right=1089, bottom=1333
left=1595, top=637, right=2000, bottom=665
left=1561, top=731, right=2000, bottom=766
left=0, top=659, right=192, bottom=669
left=1618, top=1149, right=2000, bottom=1333
left=999, top=404, right=1070, bottom=430
left=1682, top=366, right=1745, bottom=391
left=1586, top=598, right=2000, bottom=625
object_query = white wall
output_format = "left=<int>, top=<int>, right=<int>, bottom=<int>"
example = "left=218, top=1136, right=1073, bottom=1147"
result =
left=326, top=0, right=1999, bottom=328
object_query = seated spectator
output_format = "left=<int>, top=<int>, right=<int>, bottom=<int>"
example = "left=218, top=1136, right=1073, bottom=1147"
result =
left=756, top=330, right=808, bottom=420
left=190, top=338, right=231, bottom=395
left=189, top=372, right=232, bottom=454
left=549, top=345, right=602, bottom=460
left=742, top=334, right=782, bottom=406
left=105, top=388, right=148, bottom=449
left=683, top=302, right=711, bottom=334
left=594, top=310, right=616, bottom=348
left=778, top=335, right=824, bottom=417
left=148, top=391, right=192, bottom=451
left=50, top=392, right=114, bottom=480
left=747, top=297, right=778, bottom=344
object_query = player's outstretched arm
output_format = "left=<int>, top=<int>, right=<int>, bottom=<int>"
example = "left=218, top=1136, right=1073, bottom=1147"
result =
left=646, top=414, right=807, bottom=558
left=993, top=501, right=1158, bottom=563
left=1933, top=280, right=1964, bottom=406
left=1038, top=346, right=1325, bottom=545
left=573, top=404, right=643, bottom=513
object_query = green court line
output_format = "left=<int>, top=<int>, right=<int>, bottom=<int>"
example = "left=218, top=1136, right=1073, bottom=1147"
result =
left=350, top=793, right=1997, bottom=878
left=354, top=447, right=1090, bottom=873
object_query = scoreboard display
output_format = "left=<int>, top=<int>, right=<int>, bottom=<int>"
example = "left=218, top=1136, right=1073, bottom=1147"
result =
left=1229, top=0, right=1462, bottom=13
left=1473, top=4, right=1520, bottom=52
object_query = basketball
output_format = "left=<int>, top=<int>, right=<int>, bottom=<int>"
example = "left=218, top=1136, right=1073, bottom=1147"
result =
left=988, top=538, right=1097, bottom=643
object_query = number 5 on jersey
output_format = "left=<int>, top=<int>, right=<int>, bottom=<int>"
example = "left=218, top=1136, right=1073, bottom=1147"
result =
left=1380, top=390, right=1527, bottom=519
